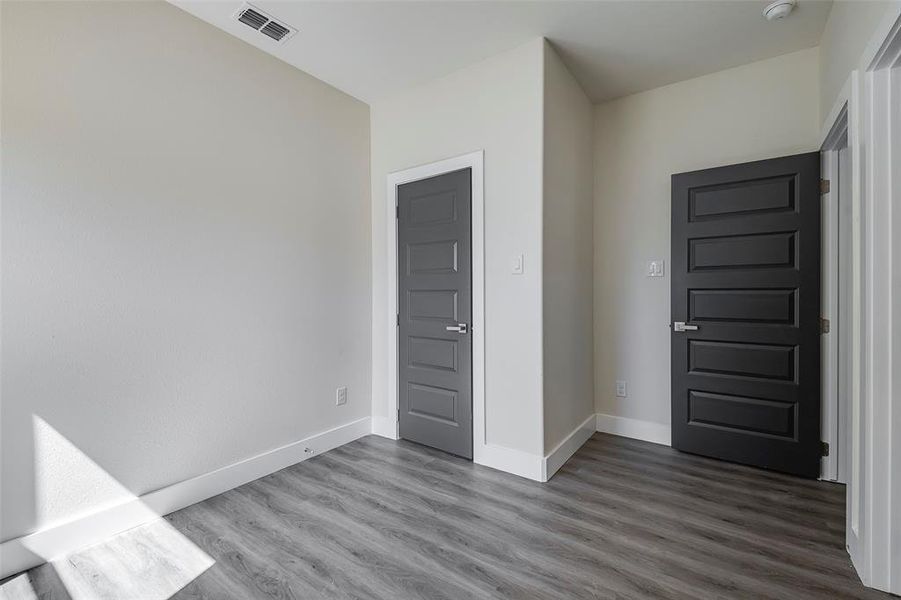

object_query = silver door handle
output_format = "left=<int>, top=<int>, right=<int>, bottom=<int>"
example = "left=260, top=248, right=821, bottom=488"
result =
left=673, top=322, right=698, bottom=332
left=445, top=323, right=468, bottom=334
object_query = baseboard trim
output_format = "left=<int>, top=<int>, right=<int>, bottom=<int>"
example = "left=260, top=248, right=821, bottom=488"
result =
left=542, top=414, right=596, bottom=481
left=595, top=413, right=671, bottom=446
left=370, top=415, right=398, bottom=439
left=475, top=443, right=543, bottom=482
left=371, top=415, right=541, bottom=481
left=0, top=416, right=372, bottom=579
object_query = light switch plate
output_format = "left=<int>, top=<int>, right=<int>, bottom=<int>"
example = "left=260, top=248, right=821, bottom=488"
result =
left=647, top=259, right=665, bottom=277
left=336, top=386, right=347, bottom=406
left=615, top=380, right=627, bottom=398
left=512, top=254, right=524, bottom=275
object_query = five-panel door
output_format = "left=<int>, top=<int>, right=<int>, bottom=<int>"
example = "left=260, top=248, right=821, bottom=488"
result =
left=671, top=153, right=821, bottom=478
left=397, top=168, right=473, bottom=459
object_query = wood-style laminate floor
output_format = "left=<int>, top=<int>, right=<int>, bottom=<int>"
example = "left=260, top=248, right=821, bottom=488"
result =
left=1, top=433, right=890, bottom=599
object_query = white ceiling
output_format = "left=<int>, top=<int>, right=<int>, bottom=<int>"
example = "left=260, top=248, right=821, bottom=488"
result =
left=171, top=1, right=832, bottom=104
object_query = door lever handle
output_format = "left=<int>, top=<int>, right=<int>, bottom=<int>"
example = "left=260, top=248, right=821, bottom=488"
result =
left=673, top=322, right=698, bottom=332
left=445, top=323, right=468, bottom=334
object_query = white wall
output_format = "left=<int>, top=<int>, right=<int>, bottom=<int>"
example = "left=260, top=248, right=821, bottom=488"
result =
left=819, top=0, right=894, bottom=122
left=541, top=42, right=594, bottom=452
left=370, top=39, right=545, bottom=456
left=593, top=47, right=820, bottom=427
left=1, top=1, right=371, bottom=543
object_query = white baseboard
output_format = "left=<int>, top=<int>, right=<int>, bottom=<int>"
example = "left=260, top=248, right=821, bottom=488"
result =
left=0, top=416, right=372, bottom=579
left=0, top=411, right=672, bottom=578
left=475, top=443, right=543, bottom=482
left=595, top=413, right=671, bottom=446
left=370, top=415, right=398, bottom=439
left=542, top=414, right=596, bottom=481
left=371, top=414, right=542, bottom=481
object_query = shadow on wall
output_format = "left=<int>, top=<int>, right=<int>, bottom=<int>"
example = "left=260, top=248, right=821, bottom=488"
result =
left=0, top=417, right=213, bottom=599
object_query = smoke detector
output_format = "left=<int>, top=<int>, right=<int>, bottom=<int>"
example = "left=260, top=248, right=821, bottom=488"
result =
left=764, top=0, right=796, bottom=21
left=234, top=3, right=296, bottom=42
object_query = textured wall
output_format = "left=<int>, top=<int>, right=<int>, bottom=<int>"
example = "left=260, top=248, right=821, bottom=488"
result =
left=1, top=0, right=371, bottom=541
left=818, top=0, right=894, bottom=123
left=542, top=42, right=595, bottom=452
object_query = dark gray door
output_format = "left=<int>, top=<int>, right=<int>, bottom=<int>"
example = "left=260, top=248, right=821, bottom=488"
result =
left=397, top=168, right=472, bottom=459
left=671, top=152, right=821, bottom=478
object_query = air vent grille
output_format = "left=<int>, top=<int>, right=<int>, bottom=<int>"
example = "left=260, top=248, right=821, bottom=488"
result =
left=260, top=21, right=290, bottom=41
left=238, top=7, right=267, bottom=30
left=234, top=3, right=295, bottom=43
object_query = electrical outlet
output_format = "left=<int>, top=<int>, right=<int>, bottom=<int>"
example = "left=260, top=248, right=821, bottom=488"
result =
left=615, top=380, right=627, bottom=398
left=336, top=386, right=347, bottom=406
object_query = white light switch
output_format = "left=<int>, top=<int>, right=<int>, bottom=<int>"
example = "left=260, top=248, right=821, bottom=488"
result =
left=647, top=259, right=665, bottom=277
left=512, top=254, right=524, bottom=275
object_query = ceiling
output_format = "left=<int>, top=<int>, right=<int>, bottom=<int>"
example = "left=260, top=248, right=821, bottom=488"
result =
left=171, top=1, right=832, bottom=104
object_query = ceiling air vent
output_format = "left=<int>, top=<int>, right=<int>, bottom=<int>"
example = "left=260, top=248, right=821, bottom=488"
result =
left=234, top=3, right=296, bottom=43
left=260, top=20, right=290, bottom=41
left=237, top=7, right=267, bottom=30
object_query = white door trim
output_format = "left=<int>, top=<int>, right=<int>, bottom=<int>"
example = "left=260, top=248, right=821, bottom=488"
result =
left=821, top=7, right=901, bottom=594
left=820, top=105, right=848, bottom=483
left=861, top=10, right=901, bottom=593
left=384, top=151, right=487, bottom=464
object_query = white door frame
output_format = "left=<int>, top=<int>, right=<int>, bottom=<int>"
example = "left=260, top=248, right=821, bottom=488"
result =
left=384, top=151, right=487, bottom=463
left=820, top=106, right=849, bottom=483
left=818, top=74, right=867, bottom=575
left=820, top=7, right=901, bottom=594
left=861, top=11, right=901, bottom=594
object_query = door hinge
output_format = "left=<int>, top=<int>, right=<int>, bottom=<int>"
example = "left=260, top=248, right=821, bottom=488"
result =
left=396, top=313, right=400, bottom=326
left=821, top=441, right=830, bottom=457
left=820, top=179, right=830, bottom=194
left=820, top=317, right=830, bottom=334
left=395, top=205, right=399, bottom=219
left=397, top=408, right=400, bottom=422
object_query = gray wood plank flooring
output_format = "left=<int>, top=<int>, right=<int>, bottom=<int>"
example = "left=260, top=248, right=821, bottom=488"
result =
left=1, top=433, right=890, bottom=599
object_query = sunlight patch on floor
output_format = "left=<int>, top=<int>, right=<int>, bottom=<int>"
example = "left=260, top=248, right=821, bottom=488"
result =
left=50, top=518, right=214, bottom=600
left=0, top=519, right=215, bottom=600
left=0, top=575, right=39, bottom=600
left=0, top=417, right=216, bottom=600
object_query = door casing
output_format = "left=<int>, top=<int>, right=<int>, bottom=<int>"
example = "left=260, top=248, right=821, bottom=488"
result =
left=820, top=106, right=850, bottom=484
left=382, top=151, right=487, bottom=464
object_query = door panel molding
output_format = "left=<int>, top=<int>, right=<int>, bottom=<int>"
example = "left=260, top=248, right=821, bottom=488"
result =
left=397, top=168, right=473, bottom=457
left=671, top=152, right=821, bottom=479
